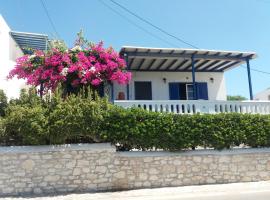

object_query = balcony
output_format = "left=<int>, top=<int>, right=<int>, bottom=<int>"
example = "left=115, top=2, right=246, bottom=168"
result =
left=114, top=100, right=270, bottom=114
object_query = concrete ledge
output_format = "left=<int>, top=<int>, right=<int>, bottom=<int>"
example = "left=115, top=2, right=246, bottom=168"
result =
left=118, top=147, right=270, bottom=157
left=0, top=143, right=115, bottom=154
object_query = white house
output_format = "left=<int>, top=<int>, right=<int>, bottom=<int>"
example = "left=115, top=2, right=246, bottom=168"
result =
left=0, top=15, right=24, bottom=99
left=113, top=46, right=270, bottom=114
left=0, top=15, right=48, bottom=99
left=255, top=88, right=270, bottom=101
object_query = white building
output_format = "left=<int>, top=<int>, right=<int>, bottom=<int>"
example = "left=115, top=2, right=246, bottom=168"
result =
left=0, top=15, right=48, bottom=99
left=114, top=46, right=270, bottom=114
left=255, top=88, right=270, bottom=101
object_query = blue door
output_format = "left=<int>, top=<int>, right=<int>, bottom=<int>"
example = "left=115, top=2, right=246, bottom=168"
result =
left=196, top=82, right=208, bottom=100
left=169, top=83, right=180, bottom=100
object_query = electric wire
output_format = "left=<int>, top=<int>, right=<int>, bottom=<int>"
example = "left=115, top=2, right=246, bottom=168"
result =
left=107, top=0, right=270, bottom=76
left=99, top=0, right=178, bottom=47
left=109, top=0, right=199, bottom=49
left=40, top=0, right=61, bottom=39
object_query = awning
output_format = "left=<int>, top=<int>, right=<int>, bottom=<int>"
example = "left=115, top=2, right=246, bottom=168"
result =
left=120, top=46, right=257, bottom=72
left=10, top=31, right=49, bottom=53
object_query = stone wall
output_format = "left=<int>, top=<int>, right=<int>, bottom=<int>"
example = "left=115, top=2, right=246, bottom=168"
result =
left=0, top=144, right=270, bottom=196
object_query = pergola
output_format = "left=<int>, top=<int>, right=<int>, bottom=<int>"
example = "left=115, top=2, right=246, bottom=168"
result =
left=10, top=31, right=49, bottom=53
left=120, top=46, right=257, bottom=100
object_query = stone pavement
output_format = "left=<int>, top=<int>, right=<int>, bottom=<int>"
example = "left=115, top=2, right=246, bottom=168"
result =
left=2, top=181, right=270, bottom=200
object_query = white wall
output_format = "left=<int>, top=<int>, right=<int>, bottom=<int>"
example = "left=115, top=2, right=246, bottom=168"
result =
left=114, top=71, right=227, bottom=101
left=255, top=88, right=270, bottom=101
left=0, top=15, right=25, bottom=99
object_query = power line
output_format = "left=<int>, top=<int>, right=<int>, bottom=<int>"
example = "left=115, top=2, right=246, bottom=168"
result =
left=40, top=0, right=61, bottom=39
left=240, top=65, right=270, bottom=75
left=108, top=0, right=270, bottom=76
left=109, top=0, right=199, bottom=49
left=250, top=68, right=270, bottom=75
left=99, top=0, right=177, bottom=47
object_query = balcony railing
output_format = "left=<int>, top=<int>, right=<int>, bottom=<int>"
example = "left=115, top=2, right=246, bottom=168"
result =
left=114, top=100, right=270, bottom=114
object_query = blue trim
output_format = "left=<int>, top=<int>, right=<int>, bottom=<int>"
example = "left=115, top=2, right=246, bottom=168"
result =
left=124, top=54, right=130, bottom=100
left=196, top=82, right=208, bottom=100
left=169, top=83, right=180, bottom=100
left=191, top=55, right=197, bottom=100
left=246, top=58, right=253, bottom=100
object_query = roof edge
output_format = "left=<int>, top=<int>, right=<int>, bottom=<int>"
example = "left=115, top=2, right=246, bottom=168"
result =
left=120, top=46, right=257, bottom=59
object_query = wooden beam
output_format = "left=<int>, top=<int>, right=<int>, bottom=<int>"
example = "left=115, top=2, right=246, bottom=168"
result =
left=165, top=59, right=178, bottom=70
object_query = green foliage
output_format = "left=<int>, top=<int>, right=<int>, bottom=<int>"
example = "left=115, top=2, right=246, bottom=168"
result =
left=103, top=106, right=270, bottom=151
left=0, top=118, right=5, bottom=145
left=48, top=95, right=107, bottom=144
left=0, top=89, right=8, bottom=117
left=227, top=95, right=247, bottom=101
left=3, top=104, right=48, bottom=145
left=9, top=88, right=42, bottom=107
left=48, top=40, right=67, bottom=52
left=103, top=107, right=176, bottom=151
left=0, top=89, right=270, bottom=150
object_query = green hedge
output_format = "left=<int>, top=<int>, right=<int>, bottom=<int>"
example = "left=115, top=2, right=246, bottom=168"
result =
left=104, top=106, right=270, bottom=150
left=0, top=92, right=270, bottom=150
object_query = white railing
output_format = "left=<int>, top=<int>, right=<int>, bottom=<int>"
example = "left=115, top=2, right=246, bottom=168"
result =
left=114, top=100, right=270, bottom=114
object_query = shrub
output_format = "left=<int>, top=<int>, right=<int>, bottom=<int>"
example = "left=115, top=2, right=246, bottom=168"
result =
left=0, top=87, right=269, bottom=150
left=103, top=106, right=270, bottom=151
left=244, top=114, right=270, bottom=147
left=3, top=104, right=48, bottom=145
left=0, top=89, right=8, bottom=117
left=103, top=107, right=176, bottom=150
left=48, top=95, right=107, bottom=144
left=0, top=118, right=5, bottom=145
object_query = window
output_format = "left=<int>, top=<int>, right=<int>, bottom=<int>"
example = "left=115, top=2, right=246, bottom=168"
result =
left=186, top=84, right=194, bottom=100
left=169, top=82, right=208, bottom=100
left=268, top=95, right=270, bottom=100
left=134, top=81, right=152, bottom=100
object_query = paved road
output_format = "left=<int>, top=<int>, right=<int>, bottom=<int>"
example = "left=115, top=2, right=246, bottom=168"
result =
left=2, top=181, right=270, bottom=200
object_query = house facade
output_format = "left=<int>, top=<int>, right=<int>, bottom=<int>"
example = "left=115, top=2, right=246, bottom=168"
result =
left=113, top=46, right=256, bottom=102
left=255, top=88, right=270, bottom=101
left=114, top=71, right=226, bottom=101
left=113, top=46, right=270, bottom=114
left=0, top=15, right=48, bottom=99
left=0, top=15, right=24, bottom=99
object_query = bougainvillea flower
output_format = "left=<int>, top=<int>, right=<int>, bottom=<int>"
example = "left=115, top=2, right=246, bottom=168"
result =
left=8, top=42, right=131, bottom=94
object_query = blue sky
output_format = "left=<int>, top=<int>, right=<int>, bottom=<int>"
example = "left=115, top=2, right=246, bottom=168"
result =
left=1, top=0, right=270, bottom=98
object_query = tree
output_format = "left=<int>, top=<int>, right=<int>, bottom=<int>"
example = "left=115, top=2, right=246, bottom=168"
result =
left=227, top=95, right=247, bottom=101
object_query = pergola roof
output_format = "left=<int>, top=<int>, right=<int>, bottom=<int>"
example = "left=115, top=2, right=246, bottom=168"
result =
left=120, top=46, right=257, bottom=72
left=10, top=31, right=49, bottom=53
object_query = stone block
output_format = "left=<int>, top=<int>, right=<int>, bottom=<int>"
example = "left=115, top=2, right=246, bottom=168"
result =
left=95, top=166, right=107, bottom=173
left=149, top=168, right=159, bottom=175
left=114, top=171, right=126, bottom=179
left=21, top=159, right=35, bottom=171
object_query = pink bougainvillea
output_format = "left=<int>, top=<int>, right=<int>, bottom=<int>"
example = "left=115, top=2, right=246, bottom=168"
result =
left=8, top=41, right=131, bottom=94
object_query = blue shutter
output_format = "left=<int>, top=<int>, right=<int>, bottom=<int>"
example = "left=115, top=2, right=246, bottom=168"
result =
left=169, top=83, right=180, bottom=100
left=196, top=82, right=208, bottom=100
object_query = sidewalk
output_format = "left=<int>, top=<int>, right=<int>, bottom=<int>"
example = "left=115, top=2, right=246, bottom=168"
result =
left=3, top=181, right=270, bottom=200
